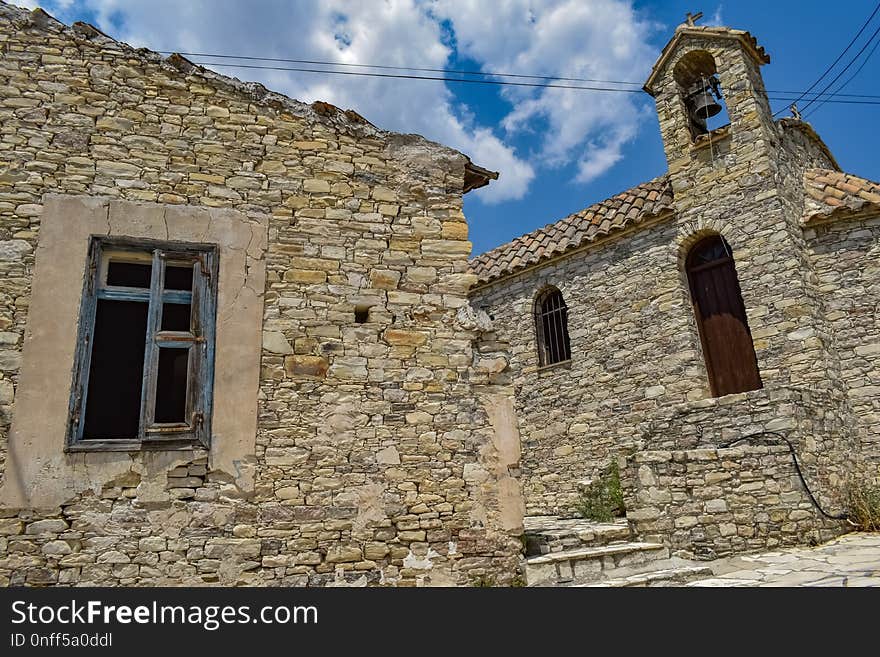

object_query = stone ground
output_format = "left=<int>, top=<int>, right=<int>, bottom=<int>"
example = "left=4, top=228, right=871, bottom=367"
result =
left=689, top=532, right=880, bottom=586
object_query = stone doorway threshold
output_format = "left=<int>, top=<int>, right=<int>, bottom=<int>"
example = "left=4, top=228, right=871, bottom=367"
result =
left=522, top=516, right=712, bottom=586
left=522, top=517, right=880, bottom=587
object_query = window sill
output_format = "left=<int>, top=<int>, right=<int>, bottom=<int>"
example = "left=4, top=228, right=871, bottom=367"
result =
left=535, top=359, right=572, bottom=374
left=691, top=124, right=730, bottom=151
left=66, top=440, right=208, bottom=453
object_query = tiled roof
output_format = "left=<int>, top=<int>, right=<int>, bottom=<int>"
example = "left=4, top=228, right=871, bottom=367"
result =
left=803, top=169, right=880, bottom=223
left=469, top=176, right=674, bottom=284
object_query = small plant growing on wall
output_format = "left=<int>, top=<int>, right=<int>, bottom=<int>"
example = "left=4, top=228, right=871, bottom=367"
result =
left=470, top=574, right=497, bottom=587
left=846, top=478, right=880, bottom=531
left=573, top=461, right=625, bottom=522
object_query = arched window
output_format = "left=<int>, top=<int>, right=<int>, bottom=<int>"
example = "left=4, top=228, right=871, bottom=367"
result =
left=535, top=287, right=571, bottom=366
left=686, top=235, right=762, bottom=397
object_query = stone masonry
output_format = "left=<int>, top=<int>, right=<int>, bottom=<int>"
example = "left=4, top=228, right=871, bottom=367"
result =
left=0, top=3, right=523, bottom=587
left=620, top=445, right=847, bottom=560
left=3, top=3, right=879, bottom=586
left=470, top=21, right=877, bottom=556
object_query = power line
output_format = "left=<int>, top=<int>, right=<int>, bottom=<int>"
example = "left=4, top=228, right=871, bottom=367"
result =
left=768, top=96, right=880, bottom=105
left=836, top=35, right=880, bottom=96
left=801, top=20, right=880, bottom=115
left=161, top=51, right=645, bottom=87
left=773, top=0, right=880, bottom=116
left=187, top=60, right=645, bottom=93
left=170, top=50, right=880, bottom=99
left=806, top=23, right=880, bottom=117
left=183, top=59, right=880, bottom=105
left=767, top=89, right=880, bottom=99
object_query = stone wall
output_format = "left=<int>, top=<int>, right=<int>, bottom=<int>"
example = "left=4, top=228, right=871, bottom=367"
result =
left=472, top=218, right=694, bottom=516
left=0, top=4, right=522, bottom=587
left=634, top=385, right=859, bottom=512
left=470, top=186, right=858, bottom=519
left=471, top=27, right=863, bottom=520
left=807, top=212, right=880, bottom=464
left=620, top=445, right=848, bottom=560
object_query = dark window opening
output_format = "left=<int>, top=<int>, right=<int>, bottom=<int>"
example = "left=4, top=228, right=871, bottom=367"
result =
left=164, top=264, right=194, bottom=291
left=106, top=261, right=152, bottom=288
left=155, top=348, right=189, bottom=423
left=354, top=306, right=370, bottom=324
left=69, top=239, right=217, bottom=450
left=82, top=300, right=148, bottom=439
left=535, top=287, right=572, bottom=367
left=686, top=235, right=763, bottom=397
left=161, top=302, right=191, bottom=332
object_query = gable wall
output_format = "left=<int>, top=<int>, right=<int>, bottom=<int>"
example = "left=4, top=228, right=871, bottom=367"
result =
left=0, top=4, right=521, bottom=587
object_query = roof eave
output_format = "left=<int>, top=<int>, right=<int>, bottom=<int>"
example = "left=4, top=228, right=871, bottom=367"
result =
left=464, top=160, right=499, bottom=194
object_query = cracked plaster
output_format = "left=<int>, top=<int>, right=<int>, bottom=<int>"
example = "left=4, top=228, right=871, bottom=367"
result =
left=0, top=195, right=268, bottom=507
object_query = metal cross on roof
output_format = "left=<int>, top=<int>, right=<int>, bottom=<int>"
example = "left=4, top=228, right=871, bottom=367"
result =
left=685, top=11, right=704, bottom=26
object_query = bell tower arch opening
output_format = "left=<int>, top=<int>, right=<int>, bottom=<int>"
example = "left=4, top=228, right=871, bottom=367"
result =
left=673, top=50, right=730, bottom=138
left=643, top=21, right=774, bottom=178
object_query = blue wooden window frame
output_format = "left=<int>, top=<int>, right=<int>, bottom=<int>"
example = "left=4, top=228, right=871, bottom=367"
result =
left=66, top=236, right=218, bottom=452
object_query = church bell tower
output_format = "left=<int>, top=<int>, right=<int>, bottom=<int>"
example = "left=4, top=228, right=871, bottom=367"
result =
left=643, top=13, right=776, bottom=205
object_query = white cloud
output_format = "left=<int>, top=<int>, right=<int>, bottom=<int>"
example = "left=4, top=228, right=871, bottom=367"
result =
left=709, top=5, right=724, bottom=26
left=35, top=0, right=656, bottom=201
left=435, top=0, right=656, bottom=183
left=14, top=0, right=74, bottom=8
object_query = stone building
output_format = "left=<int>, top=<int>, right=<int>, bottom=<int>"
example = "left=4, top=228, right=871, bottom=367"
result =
left=0, top=2, right=523, bottom=586
left=471, top=21, right=880, bottom=558
left=2, top=0, right=879, bottom=588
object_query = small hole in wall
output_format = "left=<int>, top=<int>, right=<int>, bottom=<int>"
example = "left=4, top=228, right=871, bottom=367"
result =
left=355, top=306, right=370, bottom=324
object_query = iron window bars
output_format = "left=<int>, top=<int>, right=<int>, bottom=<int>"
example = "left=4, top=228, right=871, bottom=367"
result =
left=535, top=287, right=572, bottom=366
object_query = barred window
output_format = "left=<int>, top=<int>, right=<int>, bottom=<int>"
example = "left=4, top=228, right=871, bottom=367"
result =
left=535, top=287, right=572, bottom=366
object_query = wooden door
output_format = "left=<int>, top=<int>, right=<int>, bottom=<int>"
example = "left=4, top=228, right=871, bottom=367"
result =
left=686, top=236, right=762, bottom=397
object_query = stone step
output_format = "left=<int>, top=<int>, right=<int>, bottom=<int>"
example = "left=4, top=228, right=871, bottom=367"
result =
left=579, top=566, right=715, bottom=587
left=523, top=516, right=632, bottom=556
left=524, top=542, right=669, bottom=586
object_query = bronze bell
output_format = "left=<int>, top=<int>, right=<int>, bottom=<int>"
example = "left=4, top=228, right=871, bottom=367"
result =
left=688, top=80, right=722, bottom=121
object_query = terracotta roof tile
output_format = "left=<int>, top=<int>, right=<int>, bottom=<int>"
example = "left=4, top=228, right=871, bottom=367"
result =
left=469, top=176, right=674, bottom=284
left=803, top=169, right=880, bottom=223
left=469, top=168, right=880, bottom=287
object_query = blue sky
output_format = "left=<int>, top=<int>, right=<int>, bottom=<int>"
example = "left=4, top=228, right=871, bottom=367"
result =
left=16, top=1, right=880, bottom=256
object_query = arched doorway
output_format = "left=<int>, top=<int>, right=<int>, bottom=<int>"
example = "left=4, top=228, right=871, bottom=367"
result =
left=686, top=235, right=763, bottom=397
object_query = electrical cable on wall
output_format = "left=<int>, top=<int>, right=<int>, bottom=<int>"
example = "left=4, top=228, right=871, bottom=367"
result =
left=719, top=430, right=853, bottom=524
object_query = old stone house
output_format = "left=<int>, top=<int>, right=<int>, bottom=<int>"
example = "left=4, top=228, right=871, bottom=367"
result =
left=470, top=21, right=880, bottom=561
left=0, top=2, right=523, bottom=586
